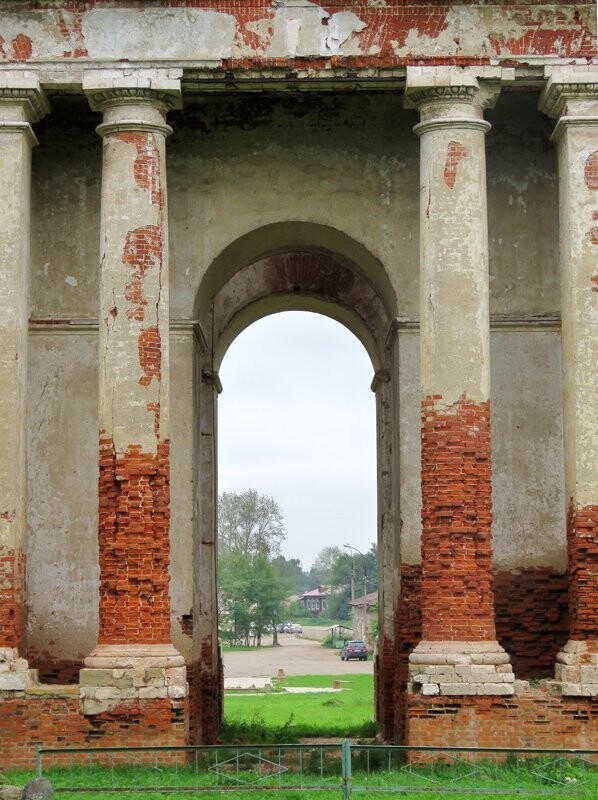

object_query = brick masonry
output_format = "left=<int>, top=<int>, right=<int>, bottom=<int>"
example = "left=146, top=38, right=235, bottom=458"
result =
left=420, top=397, right=495, bottom=642
left=190, top=642, right=223, bottom=745
left=0, top=547, right=25, bottom=649
left=376, top=564, right=571, bottom=742
left=3, top=3, right=593, bottom=67
left=0, top=692, right=188, bottom=770
left=98, top=437, right=171, bottom=645
left=407, top=693, right=597, bottom=749
left=566, top=501, right=598, bottom=641
left=444, top=141, right=471, bottom=190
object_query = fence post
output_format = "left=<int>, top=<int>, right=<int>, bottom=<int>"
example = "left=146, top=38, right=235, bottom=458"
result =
left=341, top=739, right=352, bottom=800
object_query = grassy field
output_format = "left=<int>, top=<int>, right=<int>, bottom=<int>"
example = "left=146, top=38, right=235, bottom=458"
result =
left=222, top=673, right=376, bottom=741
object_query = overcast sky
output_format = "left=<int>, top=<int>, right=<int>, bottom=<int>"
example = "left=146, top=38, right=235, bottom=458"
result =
left=217, top=311, right=377, bottom=571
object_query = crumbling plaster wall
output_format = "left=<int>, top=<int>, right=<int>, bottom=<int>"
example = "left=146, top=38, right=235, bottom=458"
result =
left=26, top=90, right=565, bottom=667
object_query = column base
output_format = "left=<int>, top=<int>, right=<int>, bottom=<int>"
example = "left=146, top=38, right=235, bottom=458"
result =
left=555, top=640, right=598, bottom=696
left=409, top=641, right=514, bottom=696
left=80, top=644, right=188, bottom=714
left=0, top=647, right=38, bottom=691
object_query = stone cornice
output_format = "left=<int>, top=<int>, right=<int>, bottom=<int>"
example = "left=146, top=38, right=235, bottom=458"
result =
left=385, top=314, right=561, bottom=344
left=29, top=317, right=206, bottom=337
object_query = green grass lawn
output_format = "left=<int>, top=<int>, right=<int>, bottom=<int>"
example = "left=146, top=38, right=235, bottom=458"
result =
left=222, top=673, right=376, bottom=741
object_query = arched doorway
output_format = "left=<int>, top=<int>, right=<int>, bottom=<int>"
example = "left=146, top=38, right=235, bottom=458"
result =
left=189, top=224, right=404, bottom=744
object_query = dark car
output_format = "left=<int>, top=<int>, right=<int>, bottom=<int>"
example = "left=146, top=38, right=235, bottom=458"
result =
left=341, top=641, right=368, bottom=661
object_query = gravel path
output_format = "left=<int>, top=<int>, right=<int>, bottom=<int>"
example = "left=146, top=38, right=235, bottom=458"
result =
left=222, top=630, right=373, bottom=679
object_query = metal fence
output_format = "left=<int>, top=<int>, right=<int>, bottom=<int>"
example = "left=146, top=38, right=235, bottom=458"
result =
left=35, top=741, right=598, bottom=797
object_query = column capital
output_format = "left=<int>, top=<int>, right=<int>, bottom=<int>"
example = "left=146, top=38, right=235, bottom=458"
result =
left=405, top=67, right=499, bottom=112
left=0, top=71, right=49, bottom=121
left=370, top=368, right=391, bottom=394
left=0, top=71, right=49, bottom=146
left=539, top=67, right=598, bottom=119
left=83, top=69, right=181, bottom=136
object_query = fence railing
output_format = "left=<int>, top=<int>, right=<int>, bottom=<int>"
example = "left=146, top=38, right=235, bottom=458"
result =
left=35, top=741, right=598, bottom=797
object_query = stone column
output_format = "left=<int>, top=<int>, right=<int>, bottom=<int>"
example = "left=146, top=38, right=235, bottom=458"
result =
left=0, top=72, right=48, bottom=690
left=372, top=366, right=400, bottom=738
left=405, top=68, right=513, bottom=697
left=192, top=355, right=222, bottom=743
left=80, top=71, right=187, bottom=713
left=539, top=68, right=598, bottom=697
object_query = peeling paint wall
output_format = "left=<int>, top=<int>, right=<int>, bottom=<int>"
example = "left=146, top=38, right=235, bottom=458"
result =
left=0, top=2, right=594, bottom=66
left=23, top=88, right=570, bottom=666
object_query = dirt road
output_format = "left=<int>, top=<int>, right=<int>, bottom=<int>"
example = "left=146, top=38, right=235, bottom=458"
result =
left=222, top=630, right=373, bottom=679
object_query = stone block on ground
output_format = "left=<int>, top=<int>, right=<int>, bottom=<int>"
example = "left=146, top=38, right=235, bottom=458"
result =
left=20, top=779, right=53, bottom=800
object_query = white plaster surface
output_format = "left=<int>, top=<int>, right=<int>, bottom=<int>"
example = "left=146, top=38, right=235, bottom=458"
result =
left=22, top=85, right=584, bottom=667
left=0, top=5, right=593, bottom=65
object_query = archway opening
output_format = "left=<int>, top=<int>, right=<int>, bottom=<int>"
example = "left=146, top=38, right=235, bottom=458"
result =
left=190, top=231, right=401, bottom=746
left=217, top=310, right=378, bottom=739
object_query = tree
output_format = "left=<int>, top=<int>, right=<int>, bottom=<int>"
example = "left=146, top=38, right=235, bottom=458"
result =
left=218, top=551, right=293, bottom=646
left=218, top=489, right=285, bottom=558
left=217, top=490, right=291, bottom=646
left=307, top=545, right=344, bottom=587
left=271, top=555, right=309, bottom=594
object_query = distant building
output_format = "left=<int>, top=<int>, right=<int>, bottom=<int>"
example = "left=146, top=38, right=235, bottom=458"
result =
left=299, top=586, right=330, bottom=615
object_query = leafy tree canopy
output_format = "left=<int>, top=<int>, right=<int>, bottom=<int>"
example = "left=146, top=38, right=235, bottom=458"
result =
left=218, top=489, right=285, bottom=559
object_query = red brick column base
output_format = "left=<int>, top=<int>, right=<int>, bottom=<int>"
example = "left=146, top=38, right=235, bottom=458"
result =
left=0, top=692, right=189, bottom=770
left=407, top=693, right=598, bottom=749
left=554, top=502, right=598, bottom=696
left=411, top=397, right=512, bottom=695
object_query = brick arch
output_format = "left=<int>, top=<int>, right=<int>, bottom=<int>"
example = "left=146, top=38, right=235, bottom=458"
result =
left=194, top=221, right=397, bottom=324
left=212, top=250, right=391, bottom=371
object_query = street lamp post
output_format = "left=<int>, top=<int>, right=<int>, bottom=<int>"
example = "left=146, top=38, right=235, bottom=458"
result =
left=344, top=544, right=368, bottom=640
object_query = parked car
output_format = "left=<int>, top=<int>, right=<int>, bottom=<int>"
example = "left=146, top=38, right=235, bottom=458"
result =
left=341, top=641, right=368, bottom=661
left=276, top=622, right=302, bottom=633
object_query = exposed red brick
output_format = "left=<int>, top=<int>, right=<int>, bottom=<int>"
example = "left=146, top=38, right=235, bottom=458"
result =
left=98, top=436, right=171, bottom=645
left=2, top=4, right=595, bottom=66
left=138, top=325, right=161, bottom=387
left=190, top=635, right=222, bottom=745
left=407, top=693, right=598, bottom=750
left=123, top=224, right=163, bottom=322
left=0, top=694, right=188, bottom=770
left=584, top=151, right=598, bottom=190
left=54, top=9, right=89, bottom=58
left=0, top=547, right=25, bottom=649
left=566, top=500, right=598, bottom=641
left=115, top=132, right=164, bottom=208
left=444, top=141, right=471, bottom=189
left=394, top=564, right=570, bottom=691
left=10, top=33, right=32, bottom=61
left=420, top=397, right=495, bottom=642
left=494, top=568, right=569, bottom=678
left=24, top=650, right=83, bottom=684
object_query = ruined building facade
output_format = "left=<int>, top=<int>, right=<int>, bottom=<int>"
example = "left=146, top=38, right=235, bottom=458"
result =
left=0, top=1, right=596, bottom=765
